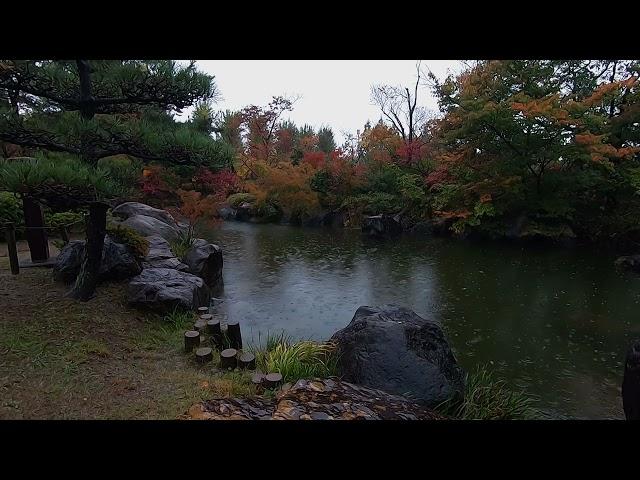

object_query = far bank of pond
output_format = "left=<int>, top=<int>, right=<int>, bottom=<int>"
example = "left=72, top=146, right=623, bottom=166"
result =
left=201, top=221, right=640, bottom=419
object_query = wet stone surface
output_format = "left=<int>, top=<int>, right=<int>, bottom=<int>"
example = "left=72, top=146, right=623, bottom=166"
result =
left=184, top=378, right=443, bottom=420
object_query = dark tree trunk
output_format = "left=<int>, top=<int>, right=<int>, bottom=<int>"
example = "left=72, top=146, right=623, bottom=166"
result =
left=68, top=201, right=109, bottom=301
left=22, top=196, right=49, bottom=262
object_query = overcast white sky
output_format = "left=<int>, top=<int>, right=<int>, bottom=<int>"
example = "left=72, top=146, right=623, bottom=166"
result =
left=180, top=60, right=463, bottom=144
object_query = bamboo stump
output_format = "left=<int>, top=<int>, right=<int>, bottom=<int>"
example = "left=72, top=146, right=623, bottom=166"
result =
left=251, top=373, right=265, bottom=385
left=263, top=373, right=283, bottom=389
left=226, top=319, right=242, bottom=350
left=197, top=306, right=209, bottom=315
left=196, top=347, right=213, bottom=364
left=206, top=319, right=222, bottom=349
left=220, top=348, right=238, bottom=369
left=238, top=352, right=256, bottom=370
left=194, top=314, right=212, bottom=333
left=184, top=330, right=200, bottom=353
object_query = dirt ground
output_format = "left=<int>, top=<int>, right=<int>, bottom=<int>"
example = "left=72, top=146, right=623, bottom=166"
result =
left=0, top=250, right=255, bottom=419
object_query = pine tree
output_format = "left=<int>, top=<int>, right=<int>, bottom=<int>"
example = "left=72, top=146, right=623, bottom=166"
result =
left=0, top=60, right=231, bottom=300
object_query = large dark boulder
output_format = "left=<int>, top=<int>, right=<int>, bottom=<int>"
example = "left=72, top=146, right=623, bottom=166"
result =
left=183, top=239, right=223, bottom=291
left=112, top=201, right=180, bottom=229
left=622, top=339, right=640, bottom=420
left=127, top=267, right=210, bottom=312
left=615, top=255, right=640, bottom=273
left=330, top=305, right=466, bottom=408
left=121, top=214, right=180, bottom=242
left=362, top=214, right=403, bottom=239
left=53, top=236, right=142, bottom=283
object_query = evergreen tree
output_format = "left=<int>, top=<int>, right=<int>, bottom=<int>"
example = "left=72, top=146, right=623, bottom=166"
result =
left=0, top=59, right=230, bottom=300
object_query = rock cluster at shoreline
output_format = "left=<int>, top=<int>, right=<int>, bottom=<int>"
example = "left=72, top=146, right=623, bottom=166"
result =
left=53, top=202, right=224, bottom=312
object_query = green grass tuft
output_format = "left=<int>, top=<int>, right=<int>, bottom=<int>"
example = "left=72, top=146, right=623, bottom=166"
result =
left=437, top=365, right=539, bottom=420
left=252, top=333, right=339, bottom=384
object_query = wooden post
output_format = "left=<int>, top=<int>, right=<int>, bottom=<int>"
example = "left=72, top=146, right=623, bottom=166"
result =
left=22, top=196, right=49, bottom=262
left=206, top=318, right=222, bottom=349
left=197, top=306, right=209, bottom=315
left=194, top=314, right=211, bottom=333
left=195, top=347, right=213, bottom=364
left=227, top=319, right=242, bottom=350
left=238, top=352, right=256, bottom=370
left=263, top=373, right=283, bottom=389
left=219, top=348, right=237, bottom=369
left=622, top=340, right=640, bottom=420
left=184, top=330, right=200, bottom=353
left=59, top=226, right=70, bottom=245
left=6, top=223, right=19, bottom=275
left=251, top=373, right=265, bottom=385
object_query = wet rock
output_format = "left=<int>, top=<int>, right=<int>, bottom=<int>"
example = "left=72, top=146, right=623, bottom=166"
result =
left=184, top=378, right=443, bottom=420
left=362, top=214, right=403, bottom=239
left=330, top=305, right=466, bottom=408
left=615, top=255, right=640, bottom=273
left=52, top=240, right=85, bottom=283
left=218, top=206, right=237, bottom=221
left=128, top=267, right=210, bottom=312
left=142, top=235, right=189, bottom=271
left=53, top=236, right=142, bottom=284
left=183, top=239, right=223, bottom=290
left=184, top=397, right=275, bottom=420
left=122, top=214, right=180, bottom=242
left=235, top=202, right=256, bottom=222
left=112, top=202, right=180, bottom=230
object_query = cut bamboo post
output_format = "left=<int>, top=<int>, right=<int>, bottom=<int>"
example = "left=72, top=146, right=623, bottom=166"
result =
left=238, top=352, right=256, bottom=370
left=195, top=347, right=213, bottom=364
left=263, top=373, right=283, bottom=389
left=251, top=373, right=265, bottom=385
left=226, top=319, right=242, bottom=350
left=197, top=306, right=209, bottom=315
left=184, top=330, right=200, bottom=353
left=219, top=348, right=237, bottom=369
left=6, top=223, right=19, bottom=275
left=206, top=318, right=222, bottom=349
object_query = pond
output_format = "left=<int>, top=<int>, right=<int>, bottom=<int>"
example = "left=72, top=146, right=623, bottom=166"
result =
left=202, top=221, right=640, bottom=419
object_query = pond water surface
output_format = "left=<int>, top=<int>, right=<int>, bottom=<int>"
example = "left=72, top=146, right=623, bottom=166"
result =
left=202, top=221, right=640, bottom=419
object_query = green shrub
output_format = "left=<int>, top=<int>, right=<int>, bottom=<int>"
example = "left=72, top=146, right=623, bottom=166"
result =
left=0, top=191, right=23, bottom=240
left=106, top=223, right=149, bottom=259
left=226, top=192, right=256, bottom=208
left=436, top=365, right=538, bottom=420
left=253, top=334, right=339, bottom=384
left=46, top=210, right=86, bottom=230
left=341, top=192, right=400, bottom=216
left=0, top=191, right=23, bottom=226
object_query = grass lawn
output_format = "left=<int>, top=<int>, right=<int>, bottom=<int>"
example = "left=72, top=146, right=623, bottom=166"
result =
left=0, top=257, right=256, bottom=419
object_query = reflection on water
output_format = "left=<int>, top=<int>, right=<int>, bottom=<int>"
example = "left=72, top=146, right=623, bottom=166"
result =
left=201, top=221, right=640, bottom=419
